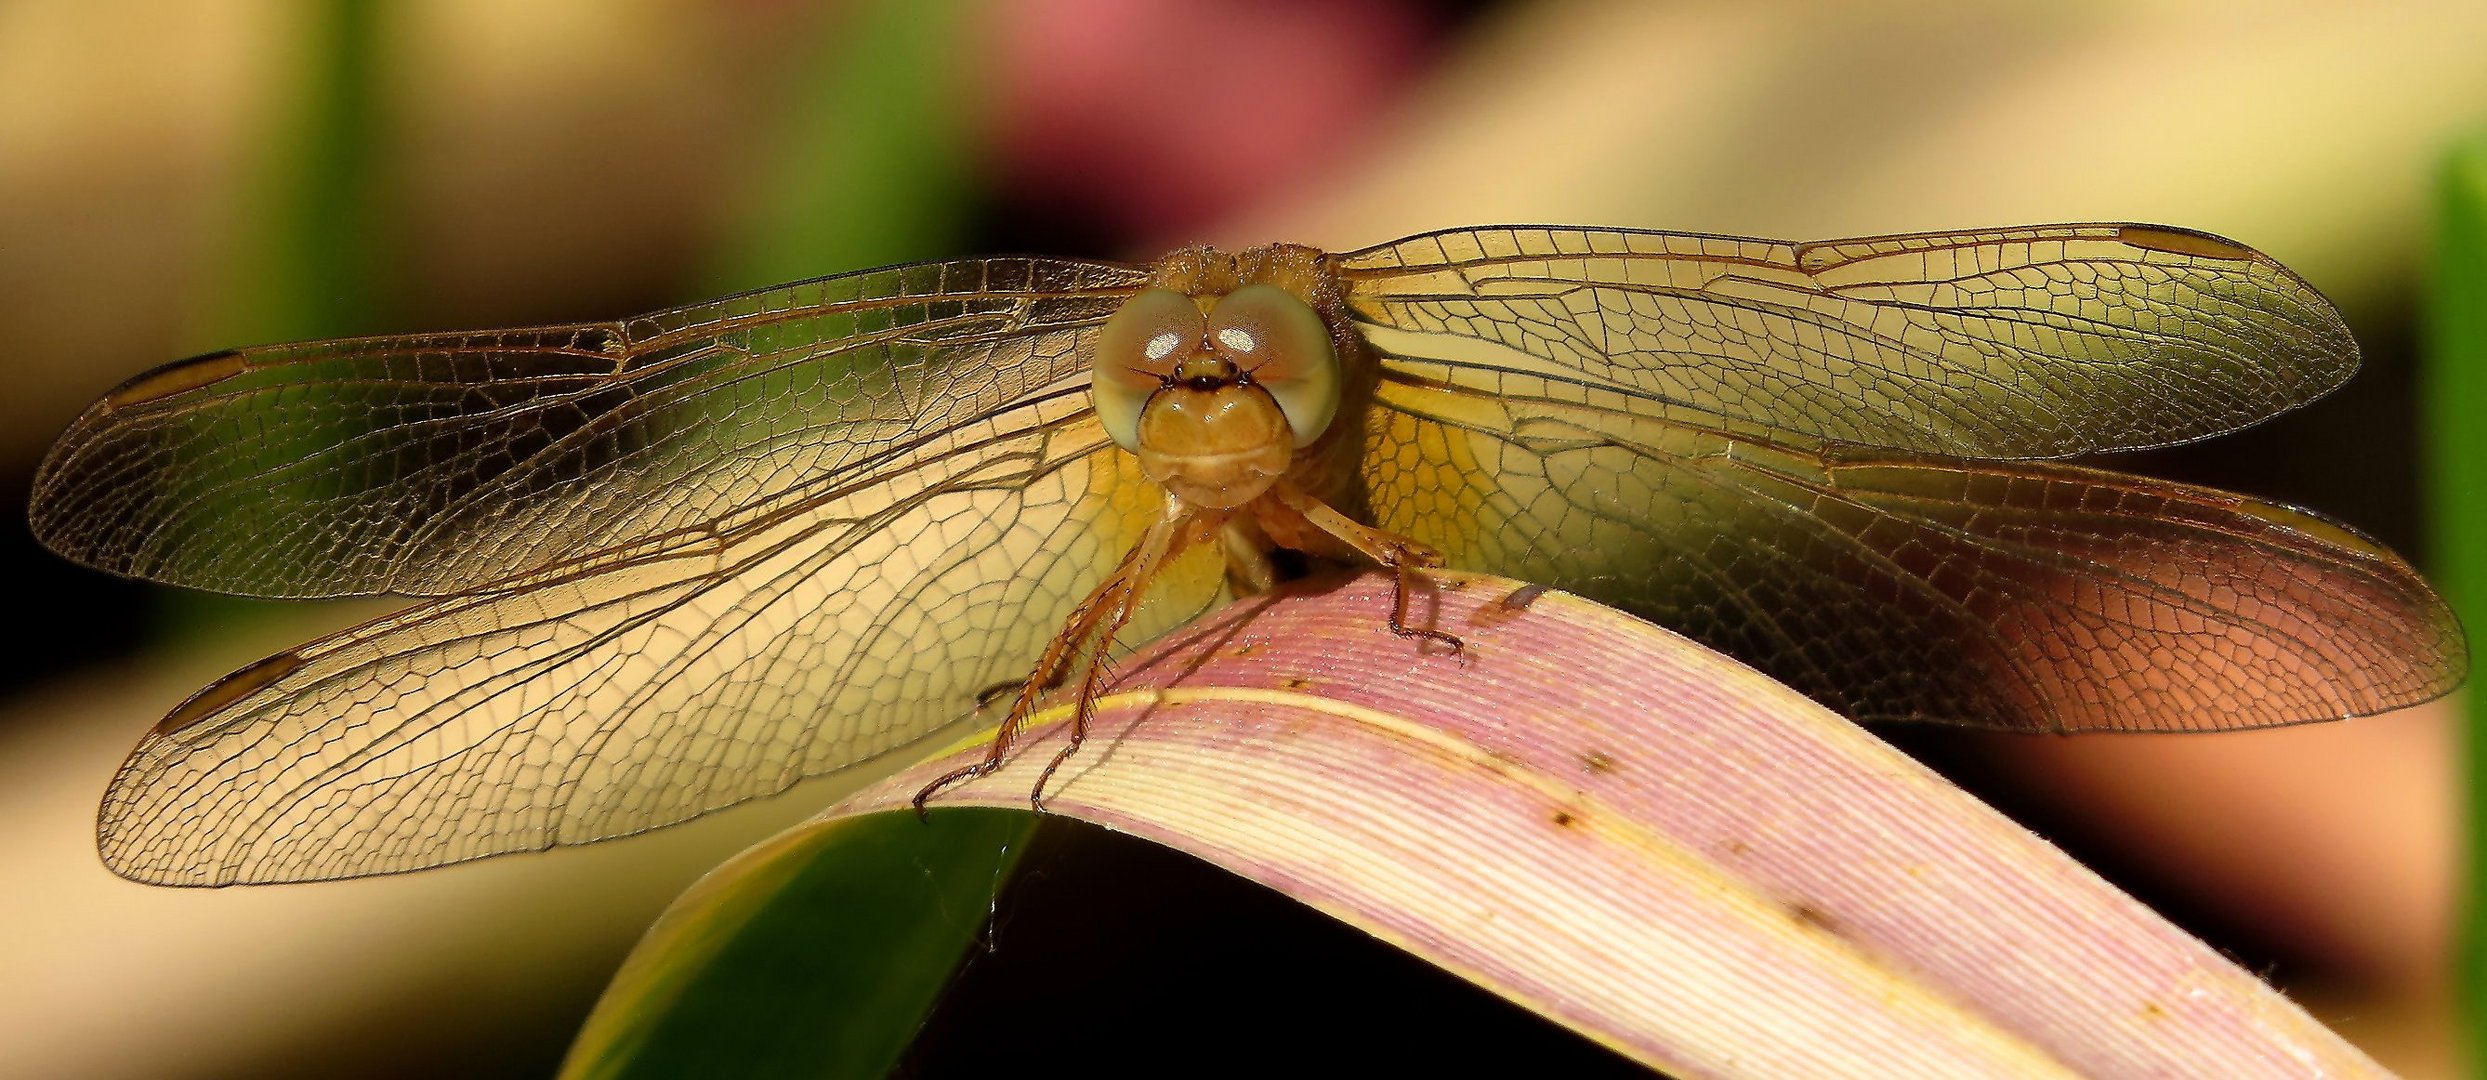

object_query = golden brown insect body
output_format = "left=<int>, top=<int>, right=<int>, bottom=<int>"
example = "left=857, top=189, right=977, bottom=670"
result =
left=915, top=244, right=1453, bottom=810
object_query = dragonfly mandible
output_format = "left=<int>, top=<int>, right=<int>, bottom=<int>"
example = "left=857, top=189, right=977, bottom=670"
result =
left=30, top=223, right=2467, bottom=886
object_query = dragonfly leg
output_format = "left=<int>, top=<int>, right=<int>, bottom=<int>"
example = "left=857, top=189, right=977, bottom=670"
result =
left=1383, top=549, right=1464, bottom=657
left=1264, top=480, right=1463, bottom=655
left=912, top=496, right=1201, bottom=817
left=973, top=665, right=1067, bottom=714
left=1029, top=502, right=1202, bottom=810
left=913, top=565, right=1128, bottom=817
left=913, top=579, right=1122, bottom=818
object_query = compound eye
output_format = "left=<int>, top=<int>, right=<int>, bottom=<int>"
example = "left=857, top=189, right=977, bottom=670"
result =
left=1092, top=288, right=1204, bottom=452
left=1207, top=284, right=1339, bottom=448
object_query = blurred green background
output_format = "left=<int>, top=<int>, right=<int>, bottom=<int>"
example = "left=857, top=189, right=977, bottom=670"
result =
left=2, top=1, right=2482, bottom=1076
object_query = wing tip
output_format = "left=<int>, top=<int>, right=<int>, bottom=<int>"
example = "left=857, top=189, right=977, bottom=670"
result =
left=92, top=852, right=232, bottom=888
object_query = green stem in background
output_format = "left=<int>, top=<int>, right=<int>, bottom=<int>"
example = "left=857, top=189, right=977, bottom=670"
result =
left=168, top=0, right=396, bottom=644
left=2428, top=137, right=2487, bottom=1071
left=200, top=0, right=394, bottom=347
left=563, top=2, right=1032, bottom=1074
left=708, top=0, right=975, bottom=293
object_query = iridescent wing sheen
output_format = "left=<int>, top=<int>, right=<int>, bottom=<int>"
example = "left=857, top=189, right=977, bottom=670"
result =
left=31, top=257, right=1156, bottom=598
left=49, top=258, right=1233, bottom=884
left=1342, top=225, right=2464, bottom=732
left=100, top=431, right=1220, bottom=884
left=1338, top=223, right=2359, bottom=458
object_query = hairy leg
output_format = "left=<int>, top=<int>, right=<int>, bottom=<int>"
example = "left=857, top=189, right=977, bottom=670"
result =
left=913, top=494, right=1206, bottom=815
left=1262, top=480, right=1463, bottom=655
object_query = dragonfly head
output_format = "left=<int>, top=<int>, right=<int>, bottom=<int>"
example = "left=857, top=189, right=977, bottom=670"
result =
left=1093, top=284, right=1341, bottom=509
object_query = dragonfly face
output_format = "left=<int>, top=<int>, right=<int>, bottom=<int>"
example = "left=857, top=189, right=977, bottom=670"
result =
left=30, top=223, right=2468, bottom=885
left=1094, top=243, right=1364, bottom=514
left=1091, top=281, right=1340, bottom=509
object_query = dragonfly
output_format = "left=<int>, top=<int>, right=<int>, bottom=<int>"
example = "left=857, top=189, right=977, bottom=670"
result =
left=32, top=223, right=2467, bottom=887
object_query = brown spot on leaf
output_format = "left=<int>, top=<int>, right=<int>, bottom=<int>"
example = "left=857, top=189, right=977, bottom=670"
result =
left=1788, top=902, right=1841, bottom=937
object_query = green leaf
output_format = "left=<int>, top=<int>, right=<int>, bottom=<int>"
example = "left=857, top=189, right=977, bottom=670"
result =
left=560, top=808, right=1034, bottom=1080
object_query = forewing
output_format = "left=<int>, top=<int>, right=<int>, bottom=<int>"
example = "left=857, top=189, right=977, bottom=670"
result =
left=31, top=257, right=1151, bottom=598
left=1338, top=224, right=2357, bottom=459
left=97, top=403, right=1223, bottom=885
left=1362, top=369, right=2464, bottom=732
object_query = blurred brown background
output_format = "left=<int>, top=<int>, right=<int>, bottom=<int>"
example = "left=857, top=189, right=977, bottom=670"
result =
left=2, top=1, right=2481, bottom=1076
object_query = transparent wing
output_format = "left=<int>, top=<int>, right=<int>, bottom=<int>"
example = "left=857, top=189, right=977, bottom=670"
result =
left=98, top=404, right=1223, bottom=885
left=1338, top=224, right=2357, bottom=459
left=1361, top=367, right=2465, bottom=732
left=31, top=256, right=1152, bottom=598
